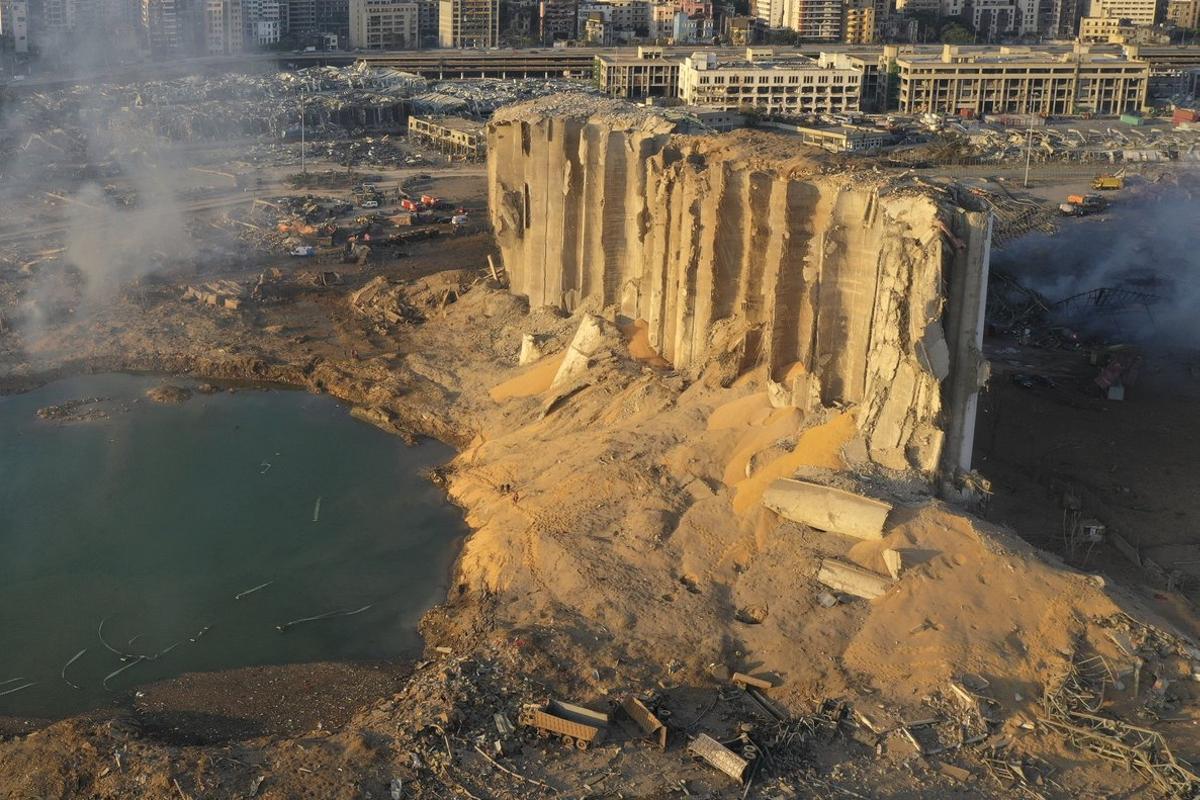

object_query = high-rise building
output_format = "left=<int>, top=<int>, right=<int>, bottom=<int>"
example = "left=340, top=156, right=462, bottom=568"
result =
left=537, top=0, right=574, bottom=42
left=1167, top=0, right=1198, bottom=26
left=1043, top=0, right=1085, bottom=37
left=243, top=0, right=281, bottom=44
left=142, top=0, right=186, bottom=54
left=205, top=0, right=242, bottom=51
left=0, top=0, right=30, bottom=52
left=437, top=0, right=496, bottom=45
left=349, top=0, right=417, bottom=45
left=788, top=0, right=841, bottom=39
left=752, top=0, right=786, bottom=29
left=315, top=0, right=347, bottom=41
left=842, top=0, right=875, bottom=42
left=285, top=0, right=315, bottom=35
left=414, top=0, right=436, bottom=42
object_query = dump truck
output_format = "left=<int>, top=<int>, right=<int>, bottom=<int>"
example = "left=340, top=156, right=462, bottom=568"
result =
left=519, top=699, right=609, bottom=750
left=1092, top=175, right=1123, bottom=191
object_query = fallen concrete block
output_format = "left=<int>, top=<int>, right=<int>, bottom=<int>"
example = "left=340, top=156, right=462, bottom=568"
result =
left=552, top=314, right=613, bottom=390
left=762, top=478, right=892, bottom=540
left=620, top=696, right=668, bottom=750
left=688, top=733, right=749, bottom=783
left=882, top=549, right=902, bottom=579
left=731, top=672, right=773, bottom=691
left=817, top=558, right=894, bottom=600
left=518, top=333, right=544, bottom=365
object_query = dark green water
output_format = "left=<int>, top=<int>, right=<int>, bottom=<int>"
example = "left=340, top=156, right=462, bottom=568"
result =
left=0, top=373, right=465, bottom=718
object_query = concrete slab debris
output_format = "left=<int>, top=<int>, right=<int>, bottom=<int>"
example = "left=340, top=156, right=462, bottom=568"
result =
left=762, top=478, right=892, bottom=541
left=620, top=696, right=668, bottom=750
left=731, top=672, right=774, bottom=691
left=687, top=733, right=749, bottom=783
left=816, top=559, right=895, bottom=600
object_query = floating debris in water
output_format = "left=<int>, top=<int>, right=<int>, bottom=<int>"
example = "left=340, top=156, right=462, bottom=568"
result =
left=61, top=648, right=87, bottom=690
left=103, top=657, right=145, bottom=691
left=98, top=616, right=142, bottom=662
left=0, top=681, right=37, bottom=698
left=312, top=496, right=322, bottom=523
left=276, top=604, right=373, bottom=633
left=235, top=580, right=274, bottom=600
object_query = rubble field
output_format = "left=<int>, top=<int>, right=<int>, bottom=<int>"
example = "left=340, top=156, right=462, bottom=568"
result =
left=2, top=96, right=1200, bottom=800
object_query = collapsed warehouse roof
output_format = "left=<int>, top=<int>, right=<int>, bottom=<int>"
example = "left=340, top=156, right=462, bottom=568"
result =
left=1, top=66, right=598, bottom=149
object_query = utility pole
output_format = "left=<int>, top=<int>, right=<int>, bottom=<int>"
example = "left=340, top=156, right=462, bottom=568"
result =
left=300, top=90, right=307, bottom=175
left=1023, top=122, right=1033, bottom=188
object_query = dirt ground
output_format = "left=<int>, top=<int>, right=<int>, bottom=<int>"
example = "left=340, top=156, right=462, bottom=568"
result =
left=2, top=160, right=1200, bottom=799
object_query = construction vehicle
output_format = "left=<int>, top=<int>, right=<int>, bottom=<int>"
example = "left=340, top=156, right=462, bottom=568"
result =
left=1059, top=193, right=1106, bottom=216
left=1092, top=175, right=1123, bottom=191
left=519, top=698, right=609, bottom=750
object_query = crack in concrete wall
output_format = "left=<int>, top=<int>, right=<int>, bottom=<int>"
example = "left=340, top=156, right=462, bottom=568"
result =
left=488, top=96, right=990, bottom=478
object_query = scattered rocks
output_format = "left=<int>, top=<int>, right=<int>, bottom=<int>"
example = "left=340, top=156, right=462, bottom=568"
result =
left=36, top=396, right=112, bottom=423
left=145, top=384, right=193, bottom=404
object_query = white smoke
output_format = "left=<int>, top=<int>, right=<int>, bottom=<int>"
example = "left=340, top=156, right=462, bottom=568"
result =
left=994, top=184, right=1200, bottom=347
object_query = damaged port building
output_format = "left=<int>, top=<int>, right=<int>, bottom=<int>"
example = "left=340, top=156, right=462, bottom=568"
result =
left=488, top=95, right=991, bottom=482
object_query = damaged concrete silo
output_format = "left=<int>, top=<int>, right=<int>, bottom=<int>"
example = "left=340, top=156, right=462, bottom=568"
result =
left=487, top=95, right=990, bottom=482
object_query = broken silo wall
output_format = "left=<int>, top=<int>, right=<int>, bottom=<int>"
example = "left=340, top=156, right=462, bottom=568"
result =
left=488, top=95, right=990, bottom=478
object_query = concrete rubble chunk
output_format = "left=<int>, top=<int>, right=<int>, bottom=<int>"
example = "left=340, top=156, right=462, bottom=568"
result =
left=882, top=549, right=903, bottom=580
left=762, top=478, right=892, bottom=541
left=518, top=333, right=545, bottom=365
left=551, top=314, right=614, bottom=391
left=817, top=558, right=895, bottom=600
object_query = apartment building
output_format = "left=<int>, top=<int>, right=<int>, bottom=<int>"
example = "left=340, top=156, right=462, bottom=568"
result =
left=242, top=0, right=281, bottom=44
left=678, top=48, right=863, bottom=115
left=1167, top=0, right=1199, bottom=26
left=538, top=0, right=575, bottom=41
left=437, top=0, right=496, bottom=45
left=1088, top=0, right=1159, bottom=24
left=842, top=0, right=875, bottom=43
left=896, top=44, right=1149, bottom=116
left=725, top=14, right=764, bottom=43
left=790, top=0, right=841, bottom=38
left=205, top=0, right=242, bottom=53
left=596, top=45, right=681, bottom=96
left=350, top=0, right=417, bottom=47
left=0, top=0, right=30, bottom=52
left=1077, top=13, right=1169, bottom=40
left=142, top=0, right=186, bottom=54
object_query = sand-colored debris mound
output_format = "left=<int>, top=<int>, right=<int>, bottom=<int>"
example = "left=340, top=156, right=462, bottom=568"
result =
left=487, top=94, right=990, bottom=477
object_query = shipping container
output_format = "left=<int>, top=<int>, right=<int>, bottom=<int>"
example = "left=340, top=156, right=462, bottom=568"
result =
left=1173, top=108, right=1199, bottom=125
left=1119, top=113, right=1144, bottom=126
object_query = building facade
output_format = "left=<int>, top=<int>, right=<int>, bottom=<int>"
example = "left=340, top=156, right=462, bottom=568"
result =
left=596, top=45, right=682, bottom=97
left=678, top=48, right=863, bottom=115
left=205, top=0, right=242, bottom=53
left=842, top=0, right=875, bottom=43
left=789, top=0, right=841, bottom=39
left=538, top=0, right=575, bottom=41
left=896, top=44, right=1150, bottom=116
left=349, top=0, right=417, bottom=46
left=1167, top=0, right=1199, bottom=26
left=243, top=0, right=281, bottom=44
left=437, top=0, right=496, bottom=45
left=1087, top=0, right=1159, bottom=24
left=0, top=0, right=30, bottom=52
left=142, top=0, right=186, bottom=54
